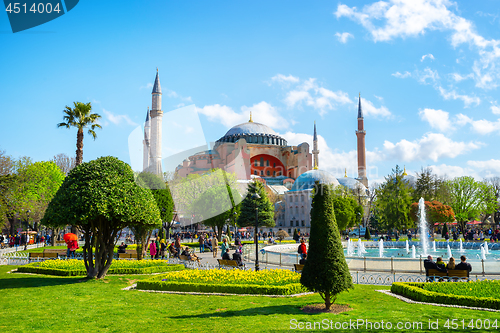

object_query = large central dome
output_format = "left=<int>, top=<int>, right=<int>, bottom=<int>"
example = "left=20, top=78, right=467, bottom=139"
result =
left=224, top=122, right=277, bottom=137
left=216, top=121, right=287, bottom=146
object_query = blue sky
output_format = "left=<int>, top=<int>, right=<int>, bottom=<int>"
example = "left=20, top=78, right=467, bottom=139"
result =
left=1, top=0, right=499, bottom=184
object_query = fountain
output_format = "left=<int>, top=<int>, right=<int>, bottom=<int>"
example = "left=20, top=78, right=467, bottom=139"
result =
left=459, top=238, right=464, bottom=252
left=411, top=245, right=416, bottom=258
left=418, top=198, right=428, bottom=256
left=481, top=246, right=486, bottom=260
left=346, top=239, right=354, bottom=256
left=357, top=238, right=366, bottom=257
left=484, top=241, right=490, bottom=255
left=432, top=240, right=436, bottom=252
left=379, top=239, right=384, bottom=258
left=405, top=240, right=409, bottom=253
left=447, top=244, right=452, bottom=259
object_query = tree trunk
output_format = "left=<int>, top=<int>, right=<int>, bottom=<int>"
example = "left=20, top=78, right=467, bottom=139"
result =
left=75, top=128, right=84, bottom=166
left=217, top=226, right=223, bottom=242
left=324, top=292, right=332, bottom=310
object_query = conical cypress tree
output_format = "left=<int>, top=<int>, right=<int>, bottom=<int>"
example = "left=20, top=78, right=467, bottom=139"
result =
left=364, top=227, right=371, bottom=240
left=300, top=182, right=353, bottom=309
left=441, top=223, right=448, bottom=238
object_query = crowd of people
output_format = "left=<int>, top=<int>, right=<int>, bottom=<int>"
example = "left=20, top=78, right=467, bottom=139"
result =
left=424, top=254, right=472, bottom=279
left=0, top=233, right=52, bottom=248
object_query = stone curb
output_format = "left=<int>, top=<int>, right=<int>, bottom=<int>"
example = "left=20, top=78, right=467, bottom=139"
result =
left=376, top=289, right=500, bottom=312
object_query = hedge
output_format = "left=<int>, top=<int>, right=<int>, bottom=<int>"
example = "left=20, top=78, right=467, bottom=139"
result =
left=18, top=264, right=184, bottom=276
left=391, top=282, right=500, bottom=310
left=136, top=279, right=307, bottom=295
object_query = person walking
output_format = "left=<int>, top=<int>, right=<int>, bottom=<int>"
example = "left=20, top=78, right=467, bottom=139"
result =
left=199, top=233, right=205, bottom=253
left=149, top=240, right=157, bottom=260
left=220, top=238, right=229, bottom=258
left=211, top=236, right=218, bottom=258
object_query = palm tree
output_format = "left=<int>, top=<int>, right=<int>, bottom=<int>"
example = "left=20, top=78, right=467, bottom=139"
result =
left=57, top=102, right=102, bottom=166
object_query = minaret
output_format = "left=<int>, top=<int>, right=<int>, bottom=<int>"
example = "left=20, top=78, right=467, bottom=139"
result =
left=312, top=121, right=319, bottom=170
left=149, top=68, right=163, bottom=175
left=356, top=93, right=368, bottom=188
left=143, top=107, right=151, bottom=171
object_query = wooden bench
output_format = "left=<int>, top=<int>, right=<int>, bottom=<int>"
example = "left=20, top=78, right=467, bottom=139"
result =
left=118, top=253, right=138, bottom=259
left=43, top=249, right=67, bottom=256
left=180, top=254, right=200, bottom=262
left=294, top=264, right=304, bottom=273
left=217, top=259, right=243, bottom=269
left=29, top=252, right=58, bottom=261
left=426, top=269, right=469, bottom=282
left=125, top=249, right=136, bottom=254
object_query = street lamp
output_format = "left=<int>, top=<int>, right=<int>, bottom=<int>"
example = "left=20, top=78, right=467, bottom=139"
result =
left=252, top=193, right=261, bottom=271
left=357, top=212, right=361, bottom=239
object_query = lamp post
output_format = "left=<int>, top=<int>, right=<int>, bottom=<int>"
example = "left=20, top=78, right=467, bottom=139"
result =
left=252, top=193, right=261, bottom=271
left=357, top=212, right=361, bottom=239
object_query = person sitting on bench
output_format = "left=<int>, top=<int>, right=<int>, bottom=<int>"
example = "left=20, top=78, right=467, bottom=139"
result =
left=168, top=242, right=179, bottom=258
left=455, top=255, right=472, bottom=272
left=299, top=253, right=307, bottom=265
left=222, top=248, right=231, bottom=261
left=232, top=250, right=244, bottom=266
left=181, top=247, right=200, bottom=262
left=424, top=255, right=447, bottom=273
left=118, top=242, right=127, bottom=254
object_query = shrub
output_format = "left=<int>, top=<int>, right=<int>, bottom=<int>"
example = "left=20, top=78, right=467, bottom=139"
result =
left=18, top=259, right=184, bottom=276
left=391, top=282, right=500, bottom=310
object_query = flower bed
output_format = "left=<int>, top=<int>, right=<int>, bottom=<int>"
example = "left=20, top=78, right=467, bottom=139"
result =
left=18, top=259, right=184, bottom=276
left=391, top=281, right=500, bottom=310
left=137, top=269, right=307, bottom=295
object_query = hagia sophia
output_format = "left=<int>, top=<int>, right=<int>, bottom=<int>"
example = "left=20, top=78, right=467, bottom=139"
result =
left=142, top=70, right=369, bottom=235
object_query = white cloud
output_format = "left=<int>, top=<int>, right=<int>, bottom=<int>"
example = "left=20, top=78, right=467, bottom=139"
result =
left=469, top=119, right=500, bottom=135
left=335, top=32, right=354, bottom=43
left=491, top=103, right=500, bottom=115
left=417, top=67, right=440, bottom=84
left=450, top=72, right=474, bottom=82
left=421, top=53, right=435, bottom=62
left=270, top=74, right=300, bottom=84
left=361, top=98, right=392, bottom=118
left=437, top=86, right=480, bottom=107
left=430, top=160, right=500, bottom=179
left=284, top=78, right=352, bottom=115
left=140, top=83, right=153, bottom=90
left=467, top=159, right=500, bottom=177
left=392, top=71, right=411, bottom=78
left=164, top=88, right=192, bottom=102
left=335, top=0, right=500, bottom=89
left=196, top=102, right=289, bottom=130
left=374, top=95, right=384, bottom=101
left=382, top=132, right=482, bottom=162
left=102, top=109, right=137, bottom=126
left=418, top=108, right=452, bottom=132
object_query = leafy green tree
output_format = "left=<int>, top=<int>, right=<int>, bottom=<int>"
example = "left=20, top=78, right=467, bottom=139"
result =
left=13, top=161, right=65, bottom=231
left=331, top=187, right=364, bottom=231
left=237, top=180, right=274, bottom=229
left=300, top=182, right=353, bottom=310
left=412, top=167, right=448, bottom=203
left=192, top=182, right=240, bottom=241
left=276, top=230, right=289, bottom=242
left=446, top=176, right=497, bottom=233
left=409, top=200, right=454, bottom=232
left=374, top=165, right=414, bottom=231
left=42, top=157, right=161, bottom=278
left=57, top=101, right=101, bottom=166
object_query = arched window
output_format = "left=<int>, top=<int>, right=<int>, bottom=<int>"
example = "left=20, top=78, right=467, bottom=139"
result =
left=266, top=170, right=270, bottom=176
left=260, top=157, right=264, bottom=166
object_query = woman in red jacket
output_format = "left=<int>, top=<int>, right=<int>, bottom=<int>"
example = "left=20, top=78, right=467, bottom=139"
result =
left=298, top=238, right=307, bottom=260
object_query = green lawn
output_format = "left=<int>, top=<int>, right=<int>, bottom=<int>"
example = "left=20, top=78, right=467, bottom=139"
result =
left=1, top=265, right=499, bottom=332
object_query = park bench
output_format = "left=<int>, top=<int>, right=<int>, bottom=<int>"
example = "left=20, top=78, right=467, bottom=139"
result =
left=28, top=252, right=58, bottom=262
left=217, top=259, right=243, bottom=269
left=294, top=264, right=304, bottom=273
left=43, top=249, right=67, bottom=257
left=426, top=269, right=469, bottom=282
left=118, top=253, right=138, bottom=259
left=125, top=249, right=136, bottom=254
left=179, top=254, right=200, bottom=263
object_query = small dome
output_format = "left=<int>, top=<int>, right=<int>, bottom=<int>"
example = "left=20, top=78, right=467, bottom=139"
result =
left=337, top=177, right=368, bottom=193
left=290, top=169, right=339, bottom=191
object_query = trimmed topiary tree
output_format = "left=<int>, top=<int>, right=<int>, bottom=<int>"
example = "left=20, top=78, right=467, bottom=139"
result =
left=300, top=182, right=353, bottom=309
left=441, top=223, right=448, bottom=238
left=42, top=156, right=161, bottom=278
left=364, top=227, right=371, bottom=240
